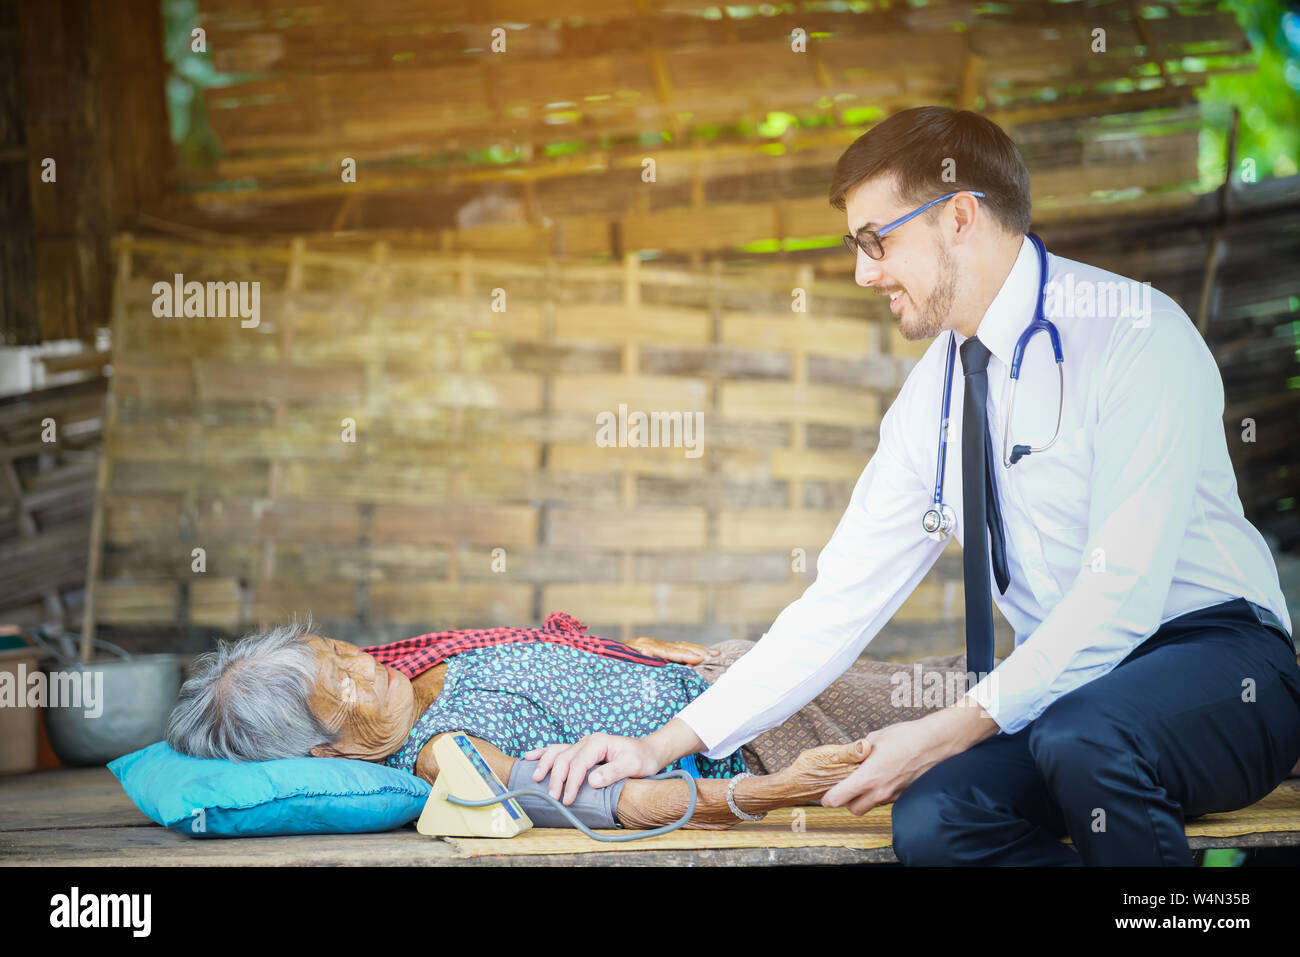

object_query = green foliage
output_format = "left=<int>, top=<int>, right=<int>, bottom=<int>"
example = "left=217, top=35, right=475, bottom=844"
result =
left=1196, top=0, right=1300, bottom=187
left=163, top=0, right=249, bottom=170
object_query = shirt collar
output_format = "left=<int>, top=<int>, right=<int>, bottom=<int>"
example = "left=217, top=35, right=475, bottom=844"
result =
left=954, top=233, right=1039, bottom=370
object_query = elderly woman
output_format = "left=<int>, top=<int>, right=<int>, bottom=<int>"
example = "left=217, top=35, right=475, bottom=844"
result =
left=167, top=610, right=976, bottom=831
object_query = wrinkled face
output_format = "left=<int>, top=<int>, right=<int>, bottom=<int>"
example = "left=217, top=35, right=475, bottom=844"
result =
left=845, top=175, right=962, bottom=341
left=304, top=636, right=416, bottom=761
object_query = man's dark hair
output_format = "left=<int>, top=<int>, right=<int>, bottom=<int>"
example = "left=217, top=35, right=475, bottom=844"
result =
left=828, top=106, right=1031, bottom=236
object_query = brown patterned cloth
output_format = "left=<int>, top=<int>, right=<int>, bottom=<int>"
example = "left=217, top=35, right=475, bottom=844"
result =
left=689, top=639, right=1002, bottom=775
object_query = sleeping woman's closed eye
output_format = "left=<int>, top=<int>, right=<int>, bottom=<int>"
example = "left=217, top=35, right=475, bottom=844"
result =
left=305, top=639, right=421, bottom=761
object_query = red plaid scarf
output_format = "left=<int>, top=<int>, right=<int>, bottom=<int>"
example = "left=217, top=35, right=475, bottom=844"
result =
left=359, top=610, right=666, bottom=679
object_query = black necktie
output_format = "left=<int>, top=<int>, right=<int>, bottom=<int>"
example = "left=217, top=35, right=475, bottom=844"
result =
left=959, top=337, right=1011, bottom=677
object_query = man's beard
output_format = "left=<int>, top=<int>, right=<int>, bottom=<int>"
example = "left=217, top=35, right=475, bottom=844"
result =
left=899, top=237, right=958, bottom=341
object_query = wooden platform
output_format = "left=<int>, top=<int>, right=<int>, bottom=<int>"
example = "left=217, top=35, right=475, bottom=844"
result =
left=3, top=767, right=1299, bottom=866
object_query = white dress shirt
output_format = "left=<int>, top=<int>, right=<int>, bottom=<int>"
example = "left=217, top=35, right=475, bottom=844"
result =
left=677, top=234, right=1292, bottom=757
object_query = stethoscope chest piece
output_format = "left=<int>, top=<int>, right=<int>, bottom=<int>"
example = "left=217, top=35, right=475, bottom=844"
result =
left=922, top=503, right=957, bottom=542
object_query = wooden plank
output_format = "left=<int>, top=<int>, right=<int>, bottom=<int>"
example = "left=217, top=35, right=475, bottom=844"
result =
left=891, top=582, right=958, bottom=623
left=95, top=582, right=179, bottom=623
left=768, top=447, right=869, bottom=481
left=384, top=370, right=543, bottom=413
left=5, top=766, right=1295, bottom=866
left=109, top=460, right=271, bottom=497
left=367, top=438, right=540, bottom=470
left=721, top=313, right=880, bottom=356
left=712, top=582, right=807, bottom=623
left=633, top=551, right=791, bottom=584
left=109, top=358, right=196, bottom=401
left=720, top=382, right=880, bottom=427
left=540, top=584, right=706, bottom=624
left=116, top=316, right=280, bottom=362
left=247, top=582, right=358, bottom=622
left=456, top=546, right=619, bottom=583
left=367, top=582, right=533, bottom=625
left=0, top=767, right=150, bottom=832
left=0, top=819, right=900, bottom=866
left=106, top=423, right=351, bottom=463
left=636, top=345, right=790, bottom=380
left=717, top=509, right=840, bottom=551
left=102, top=495, right=184, bottom=544
left=16, top=0, right=113, bottom=343
left=555, top=304, right=710, bottom=345
left=198, top=360, right=368, bottom=402
left=551, top=374, right=710, bottom=415
left=635, top=474, right=788, bottom=509
left=453, top=468, right=622, bottom=506
left=544, top=507, right=707, bottom=550
left=279, top=461, right=453, bottom=504
left=195, top=499, right=363, bottom=544
left=370, top=504, right=537, bottom=546
left=0, top=0, right=39, bottom=345
left=190, top=577, right=243, bottom=628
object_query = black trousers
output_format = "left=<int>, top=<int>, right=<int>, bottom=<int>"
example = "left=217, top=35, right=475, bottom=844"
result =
left=890, top=598, right=1300, bottom=865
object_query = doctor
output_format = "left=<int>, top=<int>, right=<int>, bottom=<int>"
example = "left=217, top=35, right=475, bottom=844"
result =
left=529, top=106, right=1300, bottom=865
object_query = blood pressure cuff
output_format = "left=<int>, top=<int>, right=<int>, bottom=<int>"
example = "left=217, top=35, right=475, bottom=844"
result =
left=506, top=757, right=627, bottom=829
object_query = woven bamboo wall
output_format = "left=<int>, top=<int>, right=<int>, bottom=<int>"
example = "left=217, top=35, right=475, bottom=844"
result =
left=91, top=234, right=983, bottom=657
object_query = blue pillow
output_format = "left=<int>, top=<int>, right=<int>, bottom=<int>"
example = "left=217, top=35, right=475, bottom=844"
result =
left=108, top=741, right=431, bottom=838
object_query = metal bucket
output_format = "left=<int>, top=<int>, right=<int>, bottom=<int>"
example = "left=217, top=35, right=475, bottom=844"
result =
left=43, top=654, right=183, bottom=766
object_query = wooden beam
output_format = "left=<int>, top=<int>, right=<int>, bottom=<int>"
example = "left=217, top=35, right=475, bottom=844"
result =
left=0, top=0, right=39, bottom=345
left=1196, top=107, right=1240, bottom=336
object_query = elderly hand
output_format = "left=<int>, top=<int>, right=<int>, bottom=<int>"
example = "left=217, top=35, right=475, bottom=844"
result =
left=821, top=705, right=998, bottom=815
left=626, top=636, right=719, bottom=665
left=820, top=718, right=942, bottom=815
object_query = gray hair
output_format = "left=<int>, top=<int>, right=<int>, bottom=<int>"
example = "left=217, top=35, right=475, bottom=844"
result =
left=166, top=616, right=341, bottom=762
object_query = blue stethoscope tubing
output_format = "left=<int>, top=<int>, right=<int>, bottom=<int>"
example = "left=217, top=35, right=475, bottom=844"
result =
left=922, top=232, right=1064, bottom=543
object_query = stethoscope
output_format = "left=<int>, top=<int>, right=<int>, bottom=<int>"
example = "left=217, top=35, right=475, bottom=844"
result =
left=922, top=232, right=1064, bottom=543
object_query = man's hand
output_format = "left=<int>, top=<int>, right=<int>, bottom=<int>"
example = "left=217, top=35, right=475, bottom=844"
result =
left=523, top=718, right=706, bottom=805
left=821, top=704, right=998, bottom=815
left=627, top=636, right=719, bottom=665
left=523, top=733, right=667, bottom=805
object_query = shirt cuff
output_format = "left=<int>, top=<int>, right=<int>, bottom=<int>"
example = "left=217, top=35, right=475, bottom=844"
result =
left=672, top=696, right=735, bottom=760
left=963, top=665, right=1037, bottom=737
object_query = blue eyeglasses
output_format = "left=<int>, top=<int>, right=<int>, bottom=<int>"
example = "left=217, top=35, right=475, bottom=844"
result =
left=842, top=190, right=987, bottom=260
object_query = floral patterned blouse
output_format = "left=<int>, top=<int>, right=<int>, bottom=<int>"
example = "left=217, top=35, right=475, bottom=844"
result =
left=382, top=640, right=747, bottom=778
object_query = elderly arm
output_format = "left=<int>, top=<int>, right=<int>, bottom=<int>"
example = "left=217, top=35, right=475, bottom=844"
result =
left=415, top=734, right=871, bottom=830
